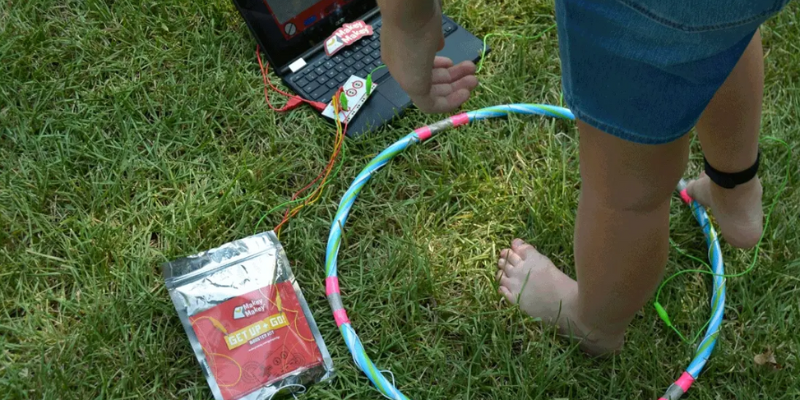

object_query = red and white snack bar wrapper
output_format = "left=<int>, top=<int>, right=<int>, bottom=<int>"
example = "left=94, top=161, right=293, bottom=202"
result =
left=163, top=231, right=334, bottom=400
left=325, top=20, right=373, bottom=56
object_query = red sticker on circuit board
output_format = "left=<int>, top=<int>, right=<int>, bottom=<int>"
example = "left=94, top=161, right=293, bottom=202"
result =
left=325, top=20, right=373, bottom=56
left=189, top=282, right=324, bottom=400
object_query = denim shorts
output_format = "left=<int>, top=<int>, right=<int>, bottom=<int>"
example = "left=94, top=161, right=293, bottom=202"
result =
left=556, top=0, right=790, bottom=144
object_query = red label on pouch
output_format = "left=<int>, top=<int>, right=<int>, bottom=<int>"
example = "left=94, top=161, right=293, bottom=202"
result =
left=325, top=20, right=373, bottom=56
left=189, top=282, right=324, bottom=400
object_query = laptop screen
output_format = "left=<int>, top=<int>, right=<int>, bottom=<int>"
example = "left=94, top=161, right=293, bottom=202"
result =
left=234, top=0, right=377, bottom=71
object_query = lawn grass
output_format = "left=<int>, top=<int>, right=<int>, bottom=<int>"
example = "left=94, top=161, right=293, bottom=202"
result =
left=1, top=0, right=799, bottom=399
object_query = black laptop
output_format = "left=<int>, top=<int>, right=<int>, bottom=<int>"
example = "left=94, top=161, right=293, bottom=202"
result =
left=231, top=0, right=486, bottom=137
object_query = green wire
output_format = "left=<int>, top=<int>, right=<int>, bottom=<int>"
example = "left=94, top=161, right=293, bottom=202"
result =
left=369, top=64, right=386, bottom=76
left=253, top=194, right=312, bottom=235
left=476, top=24, right=558, bottom=73
left=253, top=110, right=349, bottom=235
left=365, top=65, right=385, bottom=96
left=656, top=239, right=717, bottom=344
left=656, top=136, right=792, bottom=344
left=253, top=142, right=347, bottom=235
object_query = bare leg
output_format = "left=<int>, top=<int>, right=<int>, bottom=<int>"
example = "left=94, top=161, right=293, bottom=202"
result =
left=497, top=122, right=689, bottom=354
left=573, top=122, right=690, bottom=349
left=687, top=30, right=764, bottom=248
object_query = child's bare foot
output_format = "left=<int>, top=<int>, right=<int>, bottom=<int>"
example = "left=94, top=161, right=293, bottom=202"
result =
left=496, top=239, right=623, bottom=355
left=686, top=173, right=763, bottom=248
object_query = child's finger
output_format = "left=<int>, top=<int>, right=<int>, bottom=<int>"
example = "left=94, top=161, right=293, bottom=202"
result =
left=429, top=76, right=477, bottom=97
left=431, top=61, right=476, bottom=84
left=416, top=92, right=463, bottom=114
left=433, top=56, right=454, bottom=69
left=442, top=88, right=471, bottom=110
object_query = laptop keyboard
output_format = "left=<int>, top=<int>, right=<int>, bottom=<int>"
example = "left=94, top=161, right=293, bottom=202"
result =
left=290, top=17, right=459, bottom=104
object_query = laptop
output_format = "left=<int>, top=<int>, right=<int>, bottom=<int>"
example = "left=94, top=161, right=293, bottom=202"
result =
left=231, top=0, right=486, bottom=137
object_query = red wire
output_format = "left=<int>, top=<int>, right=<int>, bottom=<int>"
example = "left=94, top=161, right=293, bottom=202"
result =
left=274, top=119, right=348, bottom=234
left=256, top=46, right=327, bottom=112
left=254, top=44, right=343, bottom=234
left=274, top=90, right=348, bottom=234
left=277, top=88, right=344, bottom=217
left=275, top=130, right=347, bottom=232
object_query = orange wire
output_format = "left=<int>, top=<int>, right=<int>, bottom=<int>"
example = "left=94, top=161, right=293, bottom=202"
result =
left=258, top=286, right=317, bottom=343
left=274, top=95, right=343, bottom=234
left=274, top=124, right=345, bottom=235
left=274, top=89, right=348, bottom=236
left=190, top=315, right=230, bottom=334
left=305, top=104, right=346, bottom=207
left=207, top=353, right=243, bottom=387
left=286, top=120, right=344, bottom=213
left=283, top=91, right=346, bottom=215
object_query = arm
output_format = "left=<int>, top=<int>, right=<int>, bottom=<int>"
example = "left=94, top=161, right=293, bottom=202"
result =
left=377, top=0, right=478, bottom=113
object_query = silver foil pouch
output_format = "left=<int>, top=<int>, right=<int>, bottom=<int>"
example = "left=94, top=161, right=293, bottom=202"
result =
left=162, top=231, right=334, bottom=400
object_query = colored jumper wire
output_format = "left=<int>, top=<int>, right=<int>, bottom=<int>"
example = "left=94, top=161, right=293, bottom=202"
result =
left=273, top=88, right=349, bottom=236
left=254, top=48, right=349, bottom=237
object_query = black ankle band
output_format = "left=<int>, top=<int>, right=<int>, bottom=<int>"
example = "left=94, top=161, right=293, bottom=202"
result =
left=704, top=151, right=760, bottom=189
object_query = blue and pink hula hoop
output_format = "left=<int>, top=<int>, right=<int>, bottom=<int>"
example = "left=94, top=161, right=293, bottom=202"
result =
left=323, top=104, right=725, bottom=400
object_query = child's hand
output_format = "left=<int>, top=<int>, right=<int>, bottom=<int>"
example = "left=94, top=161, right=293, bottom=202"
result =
left=379, top=1, right=478, bottom=113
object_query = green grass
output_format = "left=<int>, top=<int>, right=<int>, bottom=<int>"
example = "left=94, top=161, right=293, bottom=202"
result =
left=1, top=1, right=799, bottom=399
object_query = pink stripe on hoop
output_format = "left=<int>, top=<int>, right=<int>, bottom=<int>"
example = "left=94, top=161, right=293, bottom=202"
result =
left=679, top=188, right=693, bottom=205
left=333, top=309, right=350, bottom=326
left=415, top=126, right=432, bottom=141
left=325, top=277, right=341, bottom=296
left=675, top=372, right=695, bottom=391
left=450, top=113, right=470, bottom=127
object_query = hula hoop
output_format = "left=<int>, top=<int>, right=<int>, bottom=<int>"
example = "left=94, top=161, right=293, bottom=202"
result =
left=323, top=104, right=725, bottom=400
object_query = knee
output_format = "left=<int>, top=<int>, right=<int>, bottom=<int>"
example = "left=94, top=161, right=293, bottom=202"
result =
left=583, top=179, right=676, bottom=214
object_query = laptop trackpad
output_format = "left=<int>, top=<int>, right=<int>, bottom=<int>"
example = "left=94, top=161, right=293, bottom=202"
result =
left=375, top=78, right=410, bottom=108
left=347, top=90, right=405, bottom=137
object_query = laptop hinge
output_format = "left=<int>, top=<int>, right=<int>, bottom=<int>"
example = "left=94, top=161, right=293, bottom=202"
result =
left=277, top=8, right=381, bottom=76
